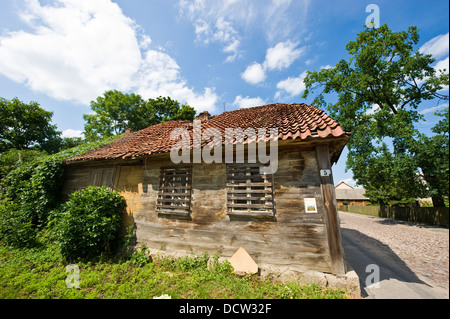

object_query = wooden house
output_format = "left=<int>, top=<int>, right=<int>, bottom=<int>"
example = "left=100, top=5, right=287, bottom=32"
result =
left=63, top=103, right=351, bottom=275
left=335, top=182, right=370, bottom=207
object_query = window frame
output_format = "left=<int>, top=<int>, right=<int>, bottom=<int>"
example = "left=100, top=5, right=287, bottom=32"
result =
left=156, top=165, right=193, bottom=216
left=88, top=167, right=115, bottom=188
left=226, top=163, right=275, bottom=219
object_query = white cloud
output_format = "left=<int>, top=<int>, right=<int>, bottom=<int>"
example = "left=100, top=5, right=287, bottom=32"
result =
left=62, top=129, right=84, bottom=138
left=139, top=34, right=152, bottom=50
left=233, top=95, right=266, bottom=108
left=263, top=40, right=304, bottom=71
left=419, top=32, right=449, bottom=60
left=261, top=0, right=310, bottom=42
left=0, top=0, right=218, bottom=113
left=365, top=104, right=380, bottom=115
left=241, top=63, right=266, bottom=85
left=435, top=56, right=449, bottom=92
left=214, top=17, right=241, bottom=62
left=420, top=103, right=448, bottom=115
left=275, top=71, right=307, bottom=97
left=434, top=56, right=449, bottom=74
left=178, top=0, right=311, bottom=59
left=194, top=19, right=210, bottom=40
left=223, top=39, right=240, bottom=63
left=0, top=0, right=140, bottom=103
left=193, top=16, right=241, bottom=62
left=241, top=40, right=305, bottom=85
left=419, top=33, right=449, bottom=92
left=137, top=50, right=218, bottom=113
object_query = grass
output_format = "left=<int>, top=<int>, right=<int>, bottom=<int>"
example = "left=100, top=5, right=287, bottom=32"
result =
left=0, top=241, right=349, bottom=299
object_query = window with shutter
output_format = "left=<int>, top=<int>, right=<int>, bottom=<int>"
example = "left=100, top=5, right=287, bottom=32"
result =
left=226, top=164, right=274, bottom=218
left=157, top=166, right=192, bottom=216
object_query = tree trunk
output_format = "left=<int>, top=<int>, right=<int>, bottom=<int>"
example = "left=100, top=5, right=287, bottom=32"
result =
left=431, top=195, right=445, bottom=208
left=420, top=168, right=446, bottom=207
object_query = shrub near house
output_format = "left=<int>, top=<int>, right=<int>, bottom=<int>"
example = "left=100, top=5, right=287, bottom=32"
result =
left=0, top=135, right=120, bottom=249
left=53, top=186, right=126, bottom=261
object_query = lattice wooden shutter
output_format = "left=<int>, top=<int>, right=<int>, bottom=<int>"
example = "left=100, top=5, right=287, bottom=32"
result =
left=157, top=166, right=192, bottom=215
left=226, top=164, right=274, bottom=218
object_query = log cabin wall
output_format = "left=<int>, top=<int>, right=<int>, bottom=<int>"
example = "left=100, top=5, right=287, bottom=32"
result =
left=61, top=103, right=351, bottom=275
left=62, top=145, right=335, bottom=273
left=134, top=146, right=333, bottom=273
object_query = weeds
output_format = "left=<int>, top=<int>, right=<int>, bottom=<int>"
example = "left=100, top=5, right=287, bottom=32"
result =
left=129, top=244, right=152, bottom=267
left=0, top=242, right=348, bottom=299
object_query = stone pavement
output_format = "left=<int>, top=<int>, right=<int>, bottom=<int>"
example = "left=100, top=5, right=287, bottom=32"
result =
left=339, top=211, right=449, bottom=299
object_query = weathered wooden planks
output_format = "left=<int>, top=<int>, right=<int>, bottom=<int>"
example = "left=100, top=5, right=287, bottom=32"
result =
left=62, top=145, right=343, bottom=274
left=135, top=218, right=331, bottom=272
left=132, top=149, right=332, bottom=271
left=315, top=144, right=346, bottom=275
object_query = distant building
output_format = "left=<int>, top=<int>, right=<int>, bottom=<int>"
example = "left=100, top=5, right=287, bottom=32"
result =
left=335, top=182, right=370, bottom=206
left=335, top=181, right=354, bottom=190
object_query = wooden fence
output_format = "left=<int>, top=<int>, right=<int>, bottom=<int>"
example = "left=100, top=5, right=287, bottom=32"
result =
left=338, top=205, right=449, bottom=228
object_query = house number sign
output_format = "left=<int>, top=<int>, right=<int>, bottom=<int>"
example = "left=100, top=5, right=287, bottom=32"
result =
left=320, top=169, right=331, bottom=177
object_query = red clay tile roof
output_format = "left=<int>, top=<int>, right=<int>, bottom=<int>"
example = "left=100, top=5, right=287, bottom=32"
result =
left=67, top=103, right=349, bottom=162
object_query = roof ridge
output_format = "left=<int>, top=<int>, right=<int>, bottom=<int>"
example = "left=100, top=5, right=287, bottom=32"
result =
left=67, top=102, right=349, bottom=162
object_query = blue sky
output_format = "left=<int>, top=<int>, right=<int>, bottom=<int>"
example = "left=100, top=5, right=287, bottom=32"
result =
left=0, top=0, right=448, bottom=187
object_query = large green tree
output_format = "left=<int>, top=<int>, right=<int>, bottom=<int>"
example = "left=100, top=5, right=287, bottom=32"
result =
left=302, top=24, right=449, bottom=206
left=413, top=109, right=449, bottom=206
left=83, top=90, right=196, bottom=141
left=0, top=97, right=62, bottom=154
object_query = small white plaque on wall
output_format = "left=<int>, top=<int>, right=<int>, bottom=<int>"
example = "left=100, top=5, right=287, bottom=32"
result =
left=304, top=198, right=318, bottom=214
left=320, top=169, right=332, bottom=177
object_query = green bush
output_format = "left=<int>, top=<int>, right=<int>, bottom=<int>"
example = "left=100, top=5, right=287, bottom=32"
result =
left=1, top=157, right=64, bottom=217
left=0, top=148, right=47, bottom=181
left=0, top=157, right=65, bottom=247
left=0, top=200, right=37, bottom=247
left=0, top=135, right=120, bottom=247
left=55, top=186, right=126, bottom=261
